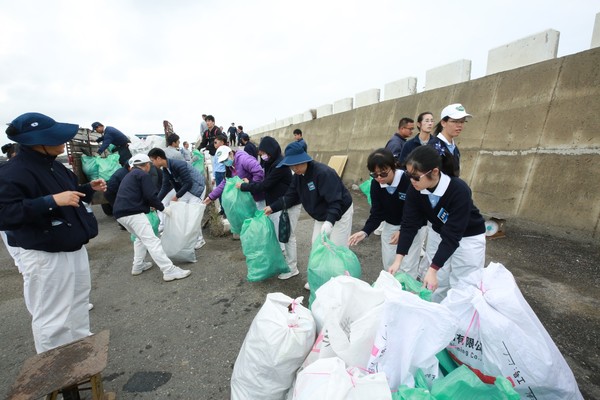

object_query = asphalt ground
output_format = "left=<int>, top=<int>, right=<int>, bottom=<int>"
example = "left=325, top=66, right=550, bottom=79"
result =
left=1, top=191, right=599, bottom=399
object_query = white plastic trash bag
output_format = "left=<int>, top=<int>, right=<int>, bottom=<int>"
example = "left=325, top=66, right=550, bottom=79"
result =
left=443, top=262, right=583, bottom=400
left=305, top=275, right=385, bottom=369
left=231, top=293, right=315, bottom=400
left=368, top=271, right=459, bottom=390
left=161, top=202, right=205, bottom=263
left=293, top=357, right=391, bottom=400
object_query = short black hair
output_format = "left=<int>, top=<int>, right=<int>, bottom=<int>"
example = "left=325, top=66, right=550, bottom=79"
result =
left=293, top=129, right=302, bottom=136
left=148, top=147, right=167, bottom=160
left=166, top=133, right=180, bottom=146
left=206, top=115, right=215, bottom=122
left=398, top=117, right=414, bottom=129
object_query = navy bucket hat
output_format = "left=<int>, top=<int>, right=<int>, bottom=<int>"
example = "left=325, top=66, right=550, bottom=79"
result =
left=277, top=141, right=312, bottom=168
left=6, top=112, right=79, bottom=146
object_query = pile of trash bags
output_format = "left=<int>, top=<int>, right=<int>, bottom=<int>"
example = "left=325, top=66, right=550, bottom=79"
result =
left=231, top=262, right=583, bottom=400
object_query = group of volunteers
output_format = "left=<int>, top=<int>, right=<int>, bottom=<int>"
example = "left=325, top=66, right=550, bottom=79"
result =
left=0, top=103, right=483, bottom=363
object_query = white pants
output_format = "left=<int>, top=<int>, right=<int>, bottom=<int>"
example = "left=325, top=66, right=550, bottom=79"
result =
left=424, top=227, right=486, bottom=303
left=161, top=189, right=205, bottom=246
left=1, top=230, right=22, bottom=273
left=20, top=247, right=91, bottom=354
left=381, top=224, right=426, bottom=278
left=118, top=213, right=175, bottom=273
left=268, top=204, right=301, bottom=273
left=311, top=204, right=353, bottom=248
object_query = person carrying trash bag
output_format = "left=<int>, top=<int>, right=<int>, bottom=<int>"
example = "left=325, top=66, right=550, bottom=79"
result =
left=388, top=145, right=486, bottom=302
left=236, top=136, right=302, bottom=280
left=113, top=154, right=191, bottom=282
left=348, top=148, right=425, bottom=278
left=203, top=145, right=264, bottom=235
left=265, top=141, right=353, bottom=290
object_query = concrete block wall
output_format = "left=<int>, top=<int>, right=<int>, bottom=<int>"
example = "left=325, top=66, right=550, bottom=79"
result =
left=592, top=12, right=600, bottom=48
left=425, top=59, right=472, bottom=90
left=384, top=77, right=417, bottom=100
left=255, top=47, right=600, bottom=242
left=486, top=29, right=560, bottom=75
left=333, top=97, right=353, bottom=114
left=355, top=89, right=380, bottom=108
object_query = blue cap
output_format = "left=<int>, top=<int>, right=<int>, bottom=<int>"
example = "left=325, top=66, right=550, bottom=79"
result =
left=277, top=141, right=312, bottom=168
left=91, top=121, right=102, bottom=132
left=5, top=112, right=79, bottom=146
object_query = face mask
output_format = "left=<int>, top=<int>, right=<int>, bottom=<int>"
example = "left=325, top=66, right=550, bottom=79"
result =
left=223, top=159, right=234, bottom=167
left=260, top=154, right=269, bottom=161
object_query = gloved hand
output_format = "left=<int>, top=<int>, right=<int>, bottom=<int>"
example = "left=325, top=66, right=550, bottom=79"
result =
left=162, top=206, right=172, bottom=217
left=321, top=221, right=333, bottom=237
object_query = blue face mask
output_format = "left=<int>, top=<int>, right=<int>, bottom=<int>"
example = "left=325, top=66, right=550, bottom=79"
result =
left=223, top=158, right=234, bottom=167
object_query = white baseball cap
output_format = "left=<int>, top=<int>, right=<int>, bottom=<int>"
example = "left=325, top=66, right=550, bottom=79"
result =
left=441, top=103, right=472, bottom=120
left=216, top=146, right=232, bottom=163
left=129, top=154, right=151, bottom=166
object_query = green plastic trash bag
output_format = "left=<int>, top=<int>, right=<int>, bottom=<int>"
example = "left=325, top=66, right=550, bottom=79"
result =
left=81, top=155, right=100, bottom=181
left=191, top=149, right=205, bottom=172
left=359, top=177, right=373, bottom=205
left=130, top=211, right=160, bottom=242
left=307, top=233, right=362, bottom=307
left=221, top=176, right=257, bottom=234
left=436, top=349, right=459, bottom=377
left=393, top=370, right=435, bottom=399
left=97, top=153, right=121, bottom=181
left=430, top=365, right=520, bottom=400
left=394, top=272, right=432, bottom=301
left=240, top=210, right=289, bottom=282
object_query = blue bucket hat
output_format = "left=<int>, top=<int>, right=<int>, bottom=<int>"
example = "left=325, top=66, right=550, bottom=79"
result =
left=5, top=112, right=79, bottom=146
left=277, top=141, right=313, bottom=168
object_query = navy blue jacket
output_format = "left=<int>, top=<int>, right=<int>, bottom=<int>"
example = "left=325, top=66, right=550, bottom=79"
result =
left=243, top=141, right=258, bottom=159
left=104, top=166, right=129, bottom=205
left=113, top=168, right=164, bottom=219
left=0, top=146, right=98, bottom=252
left=398, top=134, right=437, bottom=165
left=240, top=137, right=297, bottom=206
left=361, top=170, right=411, bottom=235
left=385, top=133, right=407, bottom=160
left=397, top=175, right=485, bottom=268
left=270, top=161, right=352, bottom=224
left=158, top=158, right=205, bottom=200
left=97, top=126, right=130, bottom=154
left=432, top=136, right=461, bottom=177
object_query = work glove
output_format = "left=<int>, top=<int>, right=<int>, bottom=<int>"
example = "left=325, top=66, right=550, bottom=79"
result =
left=321, top=221, right=333, bottom=238
left=163, top=206, right=173, bottom=217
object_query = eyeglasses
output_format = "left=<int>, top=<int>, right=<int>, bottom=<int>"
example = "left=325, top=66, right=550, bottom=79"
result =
left=369, top=170, right=391, bottom=179
left=407, top=170, right=432, bottom=182
left=448, top=119, right=467, bottom=124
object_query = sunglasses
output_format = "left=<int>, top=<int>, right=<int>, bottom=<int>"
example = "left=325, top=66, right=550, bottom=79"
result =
left=407, top=170, right=432, bottom=182
left=369, top=170, right=391, bottom=179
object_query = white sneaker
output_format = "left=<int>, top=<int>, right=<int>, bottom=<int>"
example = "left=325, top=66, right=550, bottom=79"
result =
left=163, top=266, right=192, bottom=282
left=88, top=303, right=94, bottom=311
left=132, top=262, right=153, bottom=276
left=278, top=269, right=299, bottom=280
left=304, top=282, right=310, bottom=290
left=194, top=239, right=206, bottom=250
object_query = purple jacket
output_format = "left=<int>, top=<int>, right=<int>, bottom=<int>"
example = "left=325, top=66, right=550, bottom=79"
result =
left=208, top=151, right=265, bottom=201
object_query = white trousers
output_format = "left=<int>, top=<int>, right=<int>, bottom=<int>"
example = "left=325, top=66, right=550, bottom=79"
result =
left=425, top=227, right=486, bottom=303
left=1, top=230, right=22, bottom=273
left=161, top=188, right=205, bottom=245
left=268, top=204, right=301, bottom=273
left=20, top=247, right=91, bottom=354
left=311, top=204, right=353, bottom=248
left=118, top=213, right=175, bottom=272
left=381, top=224, right=426, bottom=278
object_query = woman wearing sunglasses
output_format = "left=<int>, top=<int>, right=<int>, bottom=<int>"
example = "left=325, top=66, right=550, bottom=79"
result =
left=348, top=149, right=425, bottom=277
left=388, top=145, right=486, bottom=302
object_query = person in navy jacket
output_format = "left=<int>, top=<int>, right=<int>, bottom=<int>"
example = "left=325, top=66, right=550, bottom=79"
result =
left=388, top=145, right=486, bottom=302
left=398, top=111, right=437, bottom=166
left=0, top=112, right=107, bottom=354
left=348, top=149, right=425, bottom=276
left=92, top=121, right=132, bottom=166
left=430, top=103, right=472, bottom=177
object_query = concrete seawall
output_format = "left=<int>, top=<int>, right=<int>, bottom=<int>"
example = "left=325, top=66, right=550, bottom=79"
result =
left=255, top=47, right=600, bottom=243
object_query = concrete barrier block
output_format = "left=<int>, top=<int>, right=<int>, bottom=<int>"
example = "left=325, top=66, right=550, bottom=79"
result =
left=487, top=29, right=559, bottom=75
left=425, top=60, right=471, bottom=90
left=333, top=98, right=353, bottom=114
left=592, top=13, right=600, bottom=48
left=275, top=120, right=285, bottom=129
left=303, top=109, right=316, bottom=122
left=292, top=113, right=304, bottom=124
left=384, top=77, right=417, bottom=100
left=316, top=104, right=333, bottom=118
left=283, top=117, right=293, bottom=126
left=355, top=89, right=380, bottom=108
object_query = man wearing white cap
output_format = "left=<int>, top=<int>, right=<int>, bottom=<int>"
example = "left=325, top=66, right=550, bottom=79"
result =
left=113, top=154, right=192, bottom=281
left=0, top=112, right=107, bottom=353
left=432, top=103, right=472, bottom=177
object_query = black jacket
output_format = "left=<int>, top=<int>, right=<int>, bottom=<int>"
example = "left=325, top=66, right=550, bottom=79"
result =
left=0, top=146, right=98, bottom=252
left=361, top=170, right=411, bottom=235
left=113, top=168, right=164, bottom=219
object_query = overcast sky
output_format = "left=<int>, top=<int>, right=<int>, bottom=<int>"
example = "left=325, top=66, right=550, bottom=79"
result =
left=0, top=0, right=598, bottom=146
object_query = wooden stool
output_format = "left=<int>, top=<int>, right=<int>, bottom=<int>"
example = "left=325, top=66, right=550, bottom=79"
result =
left=8, top=330, right=115, bottom=400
